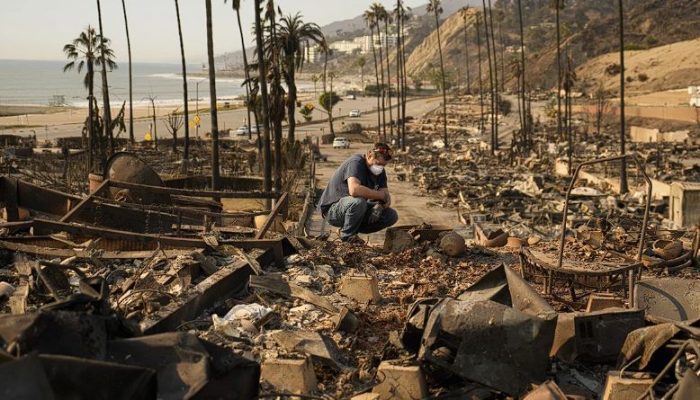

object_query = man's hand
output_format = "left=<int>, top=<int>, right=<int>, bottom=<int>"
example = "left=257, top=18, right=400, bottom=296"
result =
left=348, top=177, right=387, bottom=202
left=368, top=202, right=384, bottom=224
left=380, top=189, right=392, bottom=207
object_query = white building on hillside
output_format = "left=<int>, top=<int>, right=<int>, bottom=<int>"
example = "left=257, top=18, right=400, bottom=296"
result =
left=328, top=32, right=403, bottom=56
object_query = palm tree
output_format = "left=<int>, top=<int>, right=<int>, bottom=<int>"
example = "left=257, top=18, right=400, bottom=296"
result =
left=121, top=0, right=134, bottom=144
left=551, top=0, right=564, bottom=140
left=618, top=0, right=628, bottom=193
left=320, top=48, right=338, bottom=135
left=487, top=0, right=499, bottom=152
left=475, top=13, right=484, bottom=134
left=357, top=56, right=366, bottom=94
left=496, top=8, right=506, bottom=93
left=254, top=0, right=272, bottom=196
left=310, top=73, right=320, bottom=97
left=564, top=51, right=576, bottom=174
left=461, top=7, right=471, bottom=94
left=363, top=7, right=382, bottom=137
left=516, top=0, right=529, bottom=145
left=370, top=3, right=388, bottom=141
left=96, top=0, right=114, bottom=156
left=174, top=0, right=190, bottom=159
left=226, top=0, right=257, bottom=140
left=205, top=0, right=220, bottom=190
left=63, top=26, right=101, bottom=172
left=381, top=8, right=395, bottom=142
left=400, top=4, right=411, bottom=149
left=481, top=0, right=496, bottom=154
left=427, top=0, right=448, bottom=148
left=320, top=71, right=340, bottom=135
left=265, top=0, right=284, bottom=192
left=394, top=1, right=404, bottom=147
left=275, top=13, right=325, bottom=143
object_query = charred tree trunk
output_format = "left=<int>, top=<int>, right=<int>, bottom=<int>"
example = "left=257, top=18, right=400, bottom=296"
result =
left=384, top=20, right=394, bottom=142
left=487, top=0, right=499, bottom=153
left=369, top=26, right=382, bottom=137
left=121, top=0, right=134, bottom=144
left=175, top=0, right=190, bottom=159
left=476, top=16, right=484, bottom=134
left=433, top=9, right=448, bottom=147
left=619, top=0, right=628, bottom=193
left=96, top=0, right=113, bottom=165
left=205, top=0, right=220, bottom=190
left=254, top=0, right=272, bottom=196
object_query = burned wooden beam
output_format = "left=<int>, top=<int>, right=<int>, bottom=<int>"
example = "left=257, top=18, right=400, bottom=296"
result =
left=60, top=179, right=111, bottom=223
left=109, top=180, right=279, bottom=199
left=32, top=219, right=207, bottom=249
left=139, top=260, right=255, bottom=335
left=255, top=192, right=289, bottom=239
left=0, top=238, right=199, bottom=260
left=1, top=177, right=177, bottom=233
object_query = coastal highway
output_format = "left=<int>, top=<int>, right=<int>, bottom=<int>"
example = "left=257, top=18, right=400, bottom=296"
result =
left=1, top=95, right=442, bottom=144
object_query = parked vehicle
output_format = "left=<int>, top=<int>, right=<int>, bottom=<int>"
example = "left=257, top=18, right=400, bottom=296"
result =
left=345, top=94, right=356, bottom=100
left=235, top=125, right=261, bottom=135
left=349, top=109, right=361, bottom=117
left=332, top=137, right=350, bottom=149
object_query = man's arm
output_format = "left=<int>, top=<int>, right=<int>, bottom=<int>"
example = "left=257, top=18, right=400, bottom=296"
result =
left=348, top=177, right=389, bottom=202
left=379, top=187, right=392, bottom=207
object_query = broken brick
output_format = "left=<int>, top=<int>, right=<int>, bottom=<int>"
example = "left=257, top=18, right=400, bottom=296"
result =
left=339, top=274, right=381, bottom=304
left=260, top=357, right=317, bottom=395
left=372, top=361, right=428, bottom=400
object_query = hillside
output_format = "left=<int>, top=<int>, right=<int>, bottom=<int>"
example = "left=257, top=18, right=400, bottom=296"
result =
left=215, top=0, right=482, bottom=69
left=404, top=8, right=479, bottom=82
left=404, top=0, right=700, bottom=91
left=321, top=0, right=483, bottom=39
left=576, top=37, right=700, bottom=93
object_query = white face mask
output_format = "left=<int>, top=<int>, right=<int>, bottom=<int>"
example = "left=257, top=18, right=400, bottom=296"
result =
left=370, top=164, right=384, bottom=175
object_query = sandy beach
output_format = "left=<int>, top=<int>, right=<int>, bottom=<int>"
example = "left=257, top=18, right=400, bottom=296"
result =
left=0, top=75, right=363, bottom=133
left=0, top=99, right=244, bottom=128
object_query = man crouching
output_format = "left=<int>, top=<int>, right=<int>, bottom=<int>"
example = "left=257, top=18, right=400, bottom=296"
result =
left=318, top=143, right=399, bottom=243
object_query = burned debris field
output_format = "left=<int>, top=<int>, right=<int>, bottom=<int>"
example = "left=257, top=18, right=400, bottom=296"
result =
left=2, top=0, right=700, bottom=399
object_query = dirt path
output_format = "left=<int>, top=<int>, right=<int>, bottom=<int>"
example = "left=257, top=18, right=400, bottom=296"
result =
left=307, top=142, right=458, bottom=244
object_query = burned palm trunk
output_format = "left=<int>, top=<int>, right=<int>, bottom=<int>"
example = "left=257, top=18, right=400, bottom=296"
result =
left=96, top=0, right=113, bottom=161
left=487, top=0, right=499, bottom=152
left=384, top=19, right=394, bottom=142
left=480, top=3, right=495, bottom=154
left=476, top=15, right=484, bottom=134
left=205, top=0, right=220, bottom=190
left=254, top=0, right=272, bottom=198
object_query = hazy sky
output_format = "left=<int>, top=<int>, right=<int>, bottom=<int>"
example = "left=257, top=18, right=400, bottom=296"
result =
left=0, top=0, right=428, bottom=64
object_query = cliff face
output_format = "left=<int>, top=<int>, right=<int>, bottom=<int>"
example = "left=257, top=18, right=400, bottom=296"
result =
left=404, top=8, right=480, bottom=84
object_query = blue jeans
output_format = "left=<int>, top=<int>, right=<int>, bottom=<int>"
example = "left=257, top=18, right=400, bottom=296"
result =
left=325, top=196, right=399, bottom=240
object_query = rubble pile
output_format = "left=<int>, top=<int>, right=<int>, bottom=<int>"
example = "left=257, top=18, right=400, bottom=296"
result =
left=0, top=183, right=698, bottom=399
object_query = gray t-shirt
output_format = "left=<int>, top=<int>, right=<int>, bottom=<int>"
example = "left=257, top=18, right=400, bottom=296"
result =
left=318, top=153, right=387, bottom=214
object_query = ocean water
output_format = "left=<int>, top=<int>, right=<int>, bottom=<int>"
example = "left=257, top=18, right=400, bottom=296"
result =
left=0, top=59, right=247, bottom=108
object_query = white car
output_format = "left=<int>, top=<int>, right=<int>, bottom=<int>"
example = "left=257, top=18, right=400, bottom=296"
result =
left=235, top=126, right=250, bottom=135
left=349, top=109, right=361, bottom=117
left=332, top=137, right=350, bottom=149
